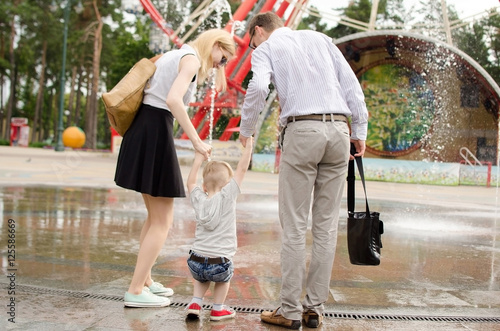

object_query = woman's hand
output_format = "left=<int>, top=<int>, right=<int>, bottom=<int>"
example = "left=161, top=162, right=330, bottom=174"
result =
left=193, top=141, right=212, bottom=160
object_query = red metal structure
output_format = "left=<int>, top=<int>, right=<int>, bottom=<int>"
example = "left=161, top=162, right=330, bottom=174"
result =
left=138, top=0, right=309, bottom=140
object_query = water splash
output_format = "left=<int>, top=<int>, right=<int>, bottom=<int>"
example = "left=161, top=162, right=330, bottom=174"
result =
left=420, top=43, right=460, bottom=162
left=394, top=39, right=460, bottom=162
left=196, top=0, right=233, bottom=31
left=230, top=20, right=246, bottom=37
left=202, top=0, right=232, bottom=152
left=208, top=69, right=217, bottom=155
left=213, top=0, right=232, bottom=29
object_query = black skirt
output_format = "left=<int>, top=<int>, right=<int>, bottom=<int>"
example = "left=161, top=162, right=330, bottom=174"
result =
left=114, top=104, right=186, bottom=198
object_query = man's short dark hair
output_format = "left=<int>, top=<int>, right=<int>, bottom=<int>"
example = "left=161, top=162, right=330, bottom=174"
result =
left=248, top=11, right=284, bottom=38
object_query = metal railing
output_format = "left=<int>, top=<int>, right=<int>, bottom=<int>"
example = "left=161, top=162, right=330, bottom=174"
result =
left=459, top=147, right=492, bottom=187
left=459, top=147, right=482, bottom=166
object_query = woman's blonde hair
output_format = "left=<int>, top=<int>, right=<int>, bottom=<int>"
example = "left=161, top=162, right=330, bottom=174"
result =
left=189, top=29, right=236, bottom=91
left=202, top=160, right=234, bottom=192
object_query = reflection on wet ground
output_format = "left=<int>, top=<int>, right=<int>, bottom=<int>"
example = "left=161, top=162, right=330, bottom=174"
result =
left=1, top=184, right=499, bottom=318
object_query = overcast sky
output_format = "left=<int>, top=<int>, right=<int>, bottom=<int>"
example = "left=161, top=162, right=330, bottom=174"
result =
left=307, top=0, right=500, bottom=23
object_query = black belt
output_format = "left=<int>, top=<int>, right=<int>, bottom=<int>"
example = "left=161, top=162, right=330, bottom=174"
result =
left=287, top=114, right=348, bottom=123
left=189, top=251, right=228, bottom=264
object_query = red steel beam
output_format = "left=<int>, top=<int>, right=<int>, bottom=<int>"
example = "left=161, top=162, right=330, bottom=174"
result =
left=284, top=0, right=309, bottom=26
left=140, top=0, right=302, bottom=140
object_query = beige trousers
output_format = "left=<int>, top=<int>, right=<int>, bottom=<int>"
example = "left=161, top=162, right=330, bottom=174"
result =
left=278, top=119, right=350, bottom=320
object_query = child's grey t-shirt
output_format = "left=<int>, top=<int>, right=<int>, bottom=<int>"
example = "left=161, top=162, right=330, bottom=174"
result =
left=189, top=178, right=240, bottom=260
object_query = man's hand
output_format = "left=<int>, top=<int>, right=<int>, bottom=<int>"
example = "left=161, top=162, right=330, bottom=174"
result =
left=350, top=139, right=366, bottom=160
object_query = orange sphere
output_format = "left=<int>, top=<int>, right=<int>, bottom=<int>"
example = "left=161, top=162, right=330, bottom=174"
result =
left=62, top=126, right=86, bottom=148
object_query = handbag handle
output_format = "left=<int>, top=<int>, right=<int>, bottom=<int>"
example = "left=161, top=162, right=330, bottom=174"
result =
left=347, top=143, right=370, bottom=215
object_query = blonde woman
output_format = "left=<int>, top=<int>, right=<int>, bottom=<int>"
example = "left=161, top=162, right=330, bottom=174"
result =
left=115, top=29, right=236, bottom=308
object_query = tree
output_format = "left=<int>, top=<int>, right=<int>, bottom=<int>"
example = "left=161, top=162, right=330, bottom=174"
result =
left=0, top=0, right=11, bottom=138
left=309, top=0, right=499, bottom=86
left=297, top=6, right=329, bottom=33
left=327, top=0, right=374, bottom=39
left=28, top=0, right=60, bottom=143
left=83, top=0, right=103, bottom=149
left=380, top=0, right=413, bottom=29
left=3, top=0, right=21, bottom=140
left=481, top=10, right=500, bottom=84
left=2, top=0, right=498, bottom=147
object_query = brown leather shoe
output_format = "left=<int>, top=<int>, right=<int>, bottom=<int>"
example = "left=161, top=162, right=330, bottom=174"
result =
left=261, top=308, right=301, bottom=330
left=302, top=310, right=323, bottom=328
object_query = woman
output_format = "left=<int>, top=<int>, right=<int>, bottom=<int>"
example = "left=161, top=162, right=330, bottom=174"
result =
left=115, top=29, right=236, bottom=308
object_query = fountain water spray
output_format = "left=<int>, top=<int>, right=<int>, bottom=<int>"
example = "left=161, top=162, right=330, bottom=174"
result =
left=203, top=0, right=232, bottom=158
left=207, top=69, right=217, bottom=160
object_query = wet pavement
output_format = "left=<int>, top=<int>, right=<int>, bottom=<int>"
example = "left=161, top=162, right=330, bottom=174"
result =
left=0, top=145, right=499, bottom=330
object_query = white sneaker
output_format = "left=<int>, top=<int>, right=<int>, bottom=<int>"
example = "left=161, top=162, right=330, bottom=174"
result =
left=148, top=281, right=174, bottom=297
left=124, top=288, right=170, bottom=308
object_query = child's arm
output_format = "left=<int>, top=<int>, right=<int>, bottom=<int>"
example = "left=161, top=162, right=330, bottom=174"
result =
left=187, top=152, right=205, bottom=193
left=233, top=137, right=253, bottom=187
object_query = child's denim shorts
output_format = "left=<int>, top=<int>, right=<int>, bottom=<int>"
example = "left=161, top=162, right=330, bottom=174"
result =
left=187, top=252, right=234, bottom=283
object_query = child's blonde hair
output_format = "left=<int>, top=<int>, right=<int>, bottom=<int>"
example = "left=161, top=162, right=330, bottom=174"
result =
left=189, top=29, right=236, bottom=92
left=202, top=160, right=234, bottom=192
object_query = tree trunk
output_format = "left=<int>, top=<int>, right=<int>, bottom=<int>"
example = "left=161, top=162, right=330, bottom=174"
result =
left=45, top=90, right=55, bottom=142
left=85, top=0, right=103, bottom=149
left=4, top=14, right=16, bottom=141
left=0, top=29, right=5, bottom=137
left=84, top=67, right=91, bottom=143
left=67, top=66, right=78, bottom=126
left=53, top=90, right=58, bottom=141
left=32, top=40, right=48, bottom=143
left=75, top=66, right=83, bottom=126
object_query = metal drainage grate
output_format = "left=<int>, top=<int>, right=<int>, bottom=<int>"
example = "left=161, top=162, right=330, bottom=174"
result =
left=323, top=312, right=500, bottom=323
left=8, top=283, right=500, bottom=324
left=170, top=302, right=265, bottom=315
left=13, top=283, right=123, bottom=302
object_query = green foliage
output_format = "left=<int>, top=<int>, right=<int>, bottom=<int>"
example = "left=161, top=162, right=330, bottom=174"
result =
left=455, top=24, right=490, bottom=68
left=449, top=8, right=500, bottom=85
left=29, top=141, right=49, bottom=148
left=302, top=0, right=499, bottom=88
left=104, top=19, right=155, bottom=89
left=213, top=115, right=230, bottom=139
left=255, top=101, right=279, bottom=154
left=327, top=0, right=374, bottom=38
left=297, top=7, right=329, bottom=33
left=2, top=0, right=499, bottom=148
left=97, top=142, right=111, bottom=151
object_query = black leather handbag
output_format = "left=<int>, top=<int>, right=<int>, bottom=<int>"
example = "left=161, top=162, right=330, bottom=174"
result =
left=346, top=150, right=384, bottom=266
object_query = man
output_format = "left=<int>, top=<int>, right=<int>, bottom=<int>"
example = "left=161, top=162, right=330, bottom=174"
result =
left=238, top=12, right=368, bottom=329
